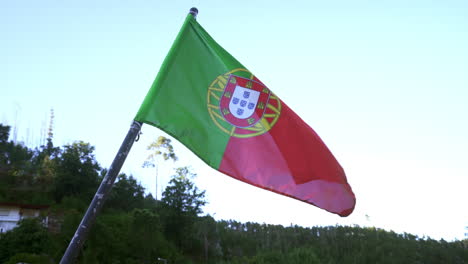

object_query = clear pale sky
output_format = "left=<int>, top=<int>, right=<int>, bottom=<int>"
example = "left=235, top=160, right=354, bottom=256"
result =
left=1, top=1, right=467, bottom=241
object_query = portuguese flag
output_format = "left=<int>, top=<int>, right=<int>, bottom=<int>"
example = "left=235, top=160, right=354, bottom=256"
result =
left=135, top=13, right=355, bottom=216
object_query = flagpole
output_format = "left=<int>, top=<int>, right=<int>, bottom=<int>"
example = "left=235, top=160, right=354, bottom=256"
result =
left=59, top=8, right=198, bottom=263
left=59, top=120, right=142, bottom=264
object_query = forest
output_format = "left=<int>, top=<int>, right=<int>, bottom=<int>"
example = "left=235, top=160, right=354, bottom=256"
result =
left=0, top=123, right=467, bottom=264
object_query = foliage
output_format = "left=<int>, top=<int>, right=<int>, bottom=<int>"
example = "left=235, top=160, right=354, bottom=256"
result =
left=144, top=136, right=178, bottom=167
left=0, top=124, right=33, bottom=170
left=53, top=141, right=100, bottom=202
left=5, top=253, right=52, bottom=264
left=160, top=167, right=207, bottom=256
left=105, top=173, right=145, bottom=211
left=143, top=136, right=178, bottom=200
left=161, top=167, right=206, bottom=216
left=0, top=123, right=467, bottom=263
left=0, top=218, right=50, bottom=263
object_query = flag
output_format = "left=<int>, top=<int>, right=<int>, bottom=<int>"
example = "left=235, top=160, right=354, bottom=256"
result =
left=135, top=13, right=355, bottom=216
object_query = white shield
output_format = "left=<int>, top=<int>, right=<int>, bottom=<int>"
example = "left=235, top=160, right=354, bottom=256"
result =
left=229, top=85, right=260, bottom=119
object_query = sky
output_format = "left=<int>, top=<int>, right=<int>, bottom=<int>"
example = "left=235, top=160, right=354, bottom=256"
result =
left=1, top=1, right=467, bottom=241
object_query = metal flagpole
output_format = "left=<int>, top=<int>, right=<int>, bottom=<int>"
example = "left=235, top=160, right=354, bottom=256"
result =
left=59, top=120, right=142, bottom=264
left=59, top=8, right=198, bottom=263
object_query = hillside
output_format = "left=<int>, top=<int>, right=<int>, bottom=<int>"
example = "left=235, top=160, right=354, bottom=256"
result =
left=1, top=123, right=467, bottom=263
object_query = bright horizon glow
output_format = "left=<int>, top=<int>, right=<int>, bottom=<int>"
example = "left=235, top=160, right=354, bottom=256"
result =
left=1, top=1, right=467, bottom=241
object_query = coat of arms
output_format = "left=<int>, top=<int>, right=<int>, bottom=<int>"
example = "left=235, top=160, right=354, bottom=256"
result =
left=219, top=75, right=271, bottom=128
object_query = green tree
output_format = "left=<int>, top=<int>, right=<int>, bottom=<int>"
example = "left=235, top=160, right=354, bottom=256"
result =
left=0, top=124, right=10, bottom=145
left=0, top=124, right=33, bottom=176
left=0, top=124, right=38, bottom=203
left=128, top=209, right=179, bottom=263
left=194, top=215, right=223, bottom=262
left=31, top=109, right=60, bottom=191
left=82, top=212, right=133, bottom=263
left=0, top=218, right=51, bottom=263
left=248, top=250, right=283, bottom=264
left=162, top=167, right=206, bottom=216
left=105, top=173, right=145, bottom=211
left=53, top=141, right=100, bottom=202
left=287, top=247, right=321, bottom=264
left=161, top=167, right=206, bottom=255
left=5, top=253, right=52, bottom=264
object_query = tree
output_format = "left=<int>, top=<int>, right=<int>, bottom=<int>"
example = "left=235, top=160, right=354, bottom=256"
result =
left=53, top=141, right=100, bottom=202
left=0, top=124, right=33, bottom=172
left=31, top=110, right=60, bottom=193
left=287, top=247, right=321, bottom=264
left=161, top=167, right=206, bottom=254
left=143, top=136, right=177, bottom=200
left=195, top=215, right=222, bottom=262
left=5, top=253, right=52, bottom=264
left=161, top=167, right=205, bottom=216
left=105, top=173, right=145, bottom=211
left=145, top=136, right=177, bottom=163
left=0, top=124, right=37, bottom=203
left=0, top=124, right=10, bottom=143
left=128, top=209, right=178, bottom=263
left=45, top=109, right=55, bottom=155
left=0, top=218, right=50, bottom=263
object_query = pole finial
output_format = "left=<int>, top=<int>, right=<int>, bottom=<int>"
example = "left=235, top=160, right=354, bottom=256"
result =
left=189, top=7, right=198, bottom=18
